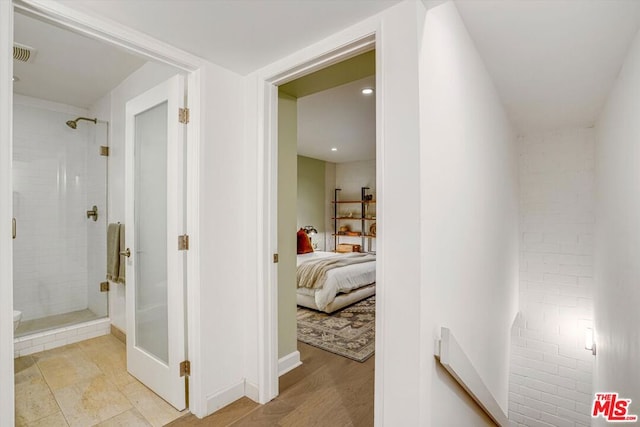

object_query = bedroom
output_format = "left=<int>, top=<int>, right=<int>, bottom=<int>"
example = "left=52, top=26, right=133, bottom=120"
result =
left=276, top=49, right=377, bottom=413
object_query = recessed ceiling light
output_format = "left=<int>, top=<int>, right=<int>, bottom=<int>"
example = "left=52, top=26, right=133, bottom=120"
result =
left=12, top=76, right=19, bottom=82
left=331, top=147, right=338, bottom=152
left=361, top=87, right=374, bottom=95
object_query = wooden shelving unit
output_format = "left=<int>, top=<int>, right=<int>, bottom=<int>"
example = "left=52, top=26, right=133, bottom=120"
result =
left=332, top=187, right=376, bottom=252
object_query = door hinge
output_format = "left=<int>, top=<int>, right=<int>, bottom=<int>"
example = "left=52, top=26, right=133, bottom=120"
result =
left=100, top=146, right=109, bottom=156
left=100, top=281, right=109, bottom=292
left=180, top=360, right=191, bottom=377
left=178, top=235, right=190, bottom=251
left=178, top=107, right=190, bottom=124
left=273, top=253, right=279, bottom=263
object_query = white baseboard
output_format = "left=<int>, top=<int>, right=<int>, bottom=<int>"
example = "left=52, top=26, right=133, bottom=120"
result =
left=204, top=352, right=301, bottom=417
left=244, top=380, right=260, bottom=403
left=205, top=380, right=245, bottom=416
left=278, top=350, right=302, bottom=376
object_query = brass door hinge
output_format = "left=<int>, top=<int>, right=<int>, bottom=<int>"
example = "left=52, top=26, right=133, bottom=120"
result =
left=100, top=146, right=109, bottom=156
left=178, top=235, right=189, bottom=251
left=100, top=281, right=109, bottom=292
left=273, top=253, right=279, bottom=263
left=178, top=107, right=190, bottom=124
left=180, top=360, right=191, bottom=377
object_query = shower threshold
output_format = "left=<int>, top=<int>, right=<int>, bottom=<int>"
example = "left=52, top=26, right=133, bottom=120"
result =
left=15, top=309, right=103, bottom=338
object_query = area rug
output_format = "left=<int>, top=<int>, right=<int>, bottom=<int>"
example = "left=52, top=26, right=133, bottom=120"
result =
left=296, top=295, right=375, bottom=362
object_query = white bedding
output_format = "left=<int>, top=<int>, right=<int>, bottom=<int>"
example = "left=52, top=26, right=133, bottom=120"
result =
left=296, top=251, right=376, bottom=311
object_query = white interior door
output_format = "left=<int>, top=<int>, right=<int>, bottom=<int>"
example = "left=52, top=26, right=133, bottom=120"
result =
left=124, top=74, right=187, bottom=410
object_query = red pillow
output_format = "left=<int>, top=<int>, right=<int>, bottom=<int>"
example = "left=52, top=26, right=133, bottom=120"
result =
left=297, top=229, right=314, bottom=254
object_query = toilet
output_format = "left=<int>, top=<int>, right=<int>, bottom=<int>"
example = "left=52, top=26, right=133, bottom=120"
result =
left=13, top=310, right=22, bottom=332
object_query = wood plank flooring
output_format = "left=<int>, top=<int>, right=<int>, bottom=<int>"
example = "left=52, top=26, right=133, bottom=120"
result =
left=168, top=342, right=375, bottom=426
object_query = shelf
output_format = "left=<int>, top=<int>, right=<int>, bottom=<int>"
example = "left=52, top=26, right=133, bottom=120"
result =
left=333, top=217, right=377, bottom=220
left=333, top=234, right=376, bottom=238
left=332, top=200, right=376, bottom=204
left=333, top=187, right=376, bottom=253
left=332, top=250, right=376, bottom=254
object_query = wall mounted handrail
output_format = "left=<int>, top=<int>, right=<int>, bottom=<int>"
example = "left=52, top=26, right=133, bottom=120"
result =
left=435, top=327, right=508, bottom=426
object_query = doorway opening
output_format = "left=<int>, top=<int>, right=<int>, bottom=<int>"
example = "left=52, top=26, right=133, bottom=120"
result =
left=10, top=4, right=198, bottom=425
left=274, top=48, right=378, bottom=419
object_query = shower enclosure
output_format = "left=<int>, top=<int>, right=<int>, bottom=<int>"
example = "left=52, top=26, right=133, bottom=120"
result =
left=12, top=99, right=108, bottom=337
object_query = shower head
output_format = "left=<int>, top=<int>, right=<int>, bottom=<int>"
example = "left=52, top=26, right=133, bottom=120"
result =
left=66, top=117, right=97, bottom=129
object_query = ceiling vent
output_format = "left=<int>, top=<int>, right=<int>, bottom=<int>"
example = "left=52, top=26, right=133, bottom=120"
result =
left=13, top=43, right=37, bottom=63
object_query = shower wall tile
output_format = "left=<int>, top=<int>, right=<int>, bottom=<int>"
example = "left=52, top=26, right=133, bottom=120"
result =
left=13, top=100, right=107, bottom=321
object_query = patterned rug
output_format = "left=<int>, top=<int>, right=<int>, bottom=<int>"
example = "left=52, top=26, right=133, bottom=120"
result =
left=296, top=296, right=375, bottom=362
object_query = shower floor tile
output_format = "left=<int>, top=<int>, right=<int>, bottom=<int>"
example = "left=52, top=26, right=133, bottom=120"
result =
left=16, top=309, right=102, bottom=337
left=14, top=334, right=186, bottom=427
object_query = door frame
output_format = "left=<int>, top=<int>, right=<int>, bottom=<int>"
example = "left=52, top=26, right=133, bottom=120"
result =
left=253, top=17, right=384, bottom=407
left=0, top=0, right=206, bottom=420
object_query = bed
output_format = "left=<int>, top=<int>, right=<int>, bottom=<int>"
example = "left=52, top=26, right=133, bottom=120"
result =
left=296, top=251, right=376, bottom=313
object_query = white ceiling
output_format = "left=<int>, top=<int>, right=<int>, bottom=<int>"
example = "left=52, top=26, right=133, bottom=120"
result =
left=13, top=11, right=146, bottom=108
left=455, top=0, right=640, bottom=133
left=297, top=76, right=376, bottom=163
left=57, top=0, right=402, bottom=75
left=16, top=1, right=640, bottom=135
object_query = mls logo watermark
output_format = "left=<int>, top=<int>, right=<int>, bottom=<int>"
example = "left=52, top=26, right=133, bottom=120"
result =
left=592, top=393, right=638, bottom=422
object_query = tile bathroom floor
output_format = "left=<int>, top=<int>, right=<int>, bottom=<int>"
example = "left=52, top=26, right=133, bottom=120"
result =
left=14, top=334, right=186, bottom=427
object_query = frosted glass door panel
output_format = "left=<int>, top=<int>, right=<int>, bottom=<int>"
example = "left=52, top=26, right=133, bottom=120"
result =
left=125, top=74, right=185, bottom=410
left=134, top=101, right=168, bottom=364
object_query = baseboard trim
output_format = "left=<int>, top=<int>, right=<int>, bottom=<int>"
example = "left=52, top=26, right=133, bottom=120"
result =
left=244, top=380, right=260, bottom=403
left=205, top=380, right=246, bottom=416
left=278, top=350, right=302, bottom=376
left=110, top=325, right=126, bottom=344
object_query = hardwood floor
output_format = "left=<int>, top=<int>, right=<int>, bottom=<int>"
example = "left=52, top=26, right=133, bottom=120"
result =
left=168, top=342, right=375, bottom=426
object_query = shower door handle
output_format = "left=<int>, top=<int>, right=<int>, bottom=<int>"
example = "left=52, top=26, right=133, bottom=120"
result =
left=12, top=218, right=16, bottom=239
left=86, top=205, right=98, bottom=221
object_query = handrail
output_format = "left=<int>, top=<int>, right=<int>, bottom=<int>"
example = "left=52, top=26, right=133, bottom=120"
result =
left=435, top=327, right=509, bottom=426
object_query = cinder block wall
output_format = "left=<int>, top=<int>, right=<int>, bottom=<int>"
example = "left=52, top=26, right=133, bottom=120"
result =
left=509, top=129, right=595, bottom=427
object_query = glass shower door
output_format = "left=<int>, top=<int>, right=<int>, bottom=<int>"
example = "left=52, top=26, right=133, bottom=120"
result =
left=12, top=100, right=108, bottom=336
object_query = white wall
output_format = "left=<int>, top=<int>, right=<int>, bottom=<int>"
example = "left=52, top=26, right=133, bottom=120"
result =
left=197, top=61, right=247, bottom=415
left=90, top=61, right=181, bottom=332
left=511, top=129, right=595, bottom=427
left=372, top=1, right=424, bottom=424
left=419, top=2, right=519, bottom=425
left=593, top=26, right=640, bottom=426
